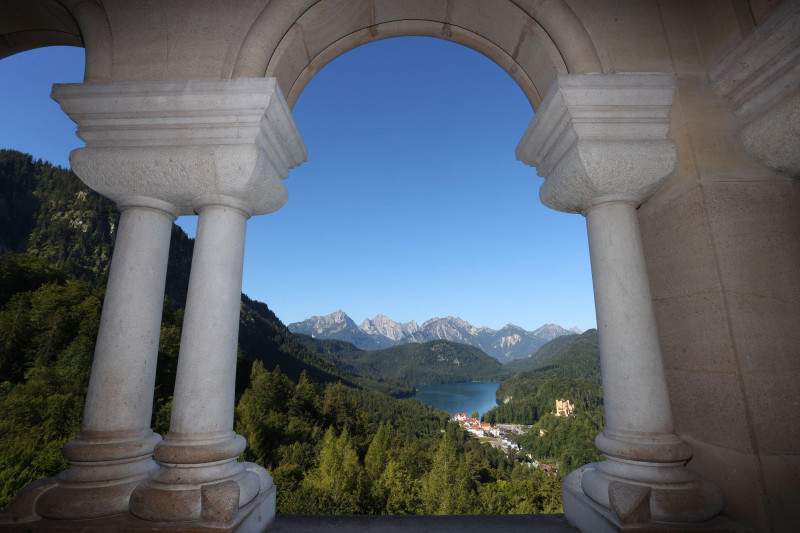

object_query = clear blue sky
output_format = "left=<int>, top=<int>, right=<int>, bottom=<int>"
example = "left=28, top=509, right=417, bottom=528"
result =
left=0, top=39, right=596, bottom=331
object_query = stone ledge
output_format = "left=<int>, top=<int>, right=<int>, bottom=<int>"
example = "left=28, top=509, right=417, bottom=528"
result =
left=0, top=510, right=575, bottom=533
left=272, top=513, right=577, bottom=532
left=0, top=482, right=273, bottom=533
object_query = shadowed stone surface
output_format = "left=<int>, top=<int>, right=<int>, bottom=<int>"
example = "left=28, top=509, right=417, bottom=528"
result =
left=0, top=512, right=574, bottom=532
left=271, top=514, right=578, bottom=532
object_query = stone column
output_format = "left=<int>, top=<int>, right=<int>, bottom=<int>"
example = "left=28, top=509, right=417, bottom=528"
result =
left=2, top=78, right=306, bottom=528
left=68, top=78, right=307, bottom=529
left=517, top=73, right=724, bottom=531
left=32, top=196, right=176, bottom=519
left=129, top=196, right=266, bottom=525
left=167, top=197, right=251, bottom=444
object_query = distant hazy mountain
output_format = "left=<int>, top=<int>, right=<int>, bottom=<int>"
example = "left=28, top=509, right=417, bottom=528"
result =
left=288, top=310, right=581, bottom=362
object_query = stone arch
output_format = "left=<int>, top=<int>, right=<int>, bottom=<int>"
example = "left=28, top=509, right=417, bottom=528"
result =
left=58, top=0, right=113, bottom=82
left=231, top=0, right=603, bottom=109
left=0, top=0, right=82, bottom=59
left=0, top=0, right=112, bottom=82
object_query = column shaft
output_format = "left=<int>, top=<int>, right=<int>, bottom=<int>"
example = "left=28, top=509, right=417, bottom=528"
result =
left=130, top=196, right=270, bottom=525
left=577, top=199, right=723, bottom=524
left=83, top=201, right=175, bottom=433
left=35, top=198, right=176, bottom=519
left=170, top=201, right=247, bottom=437
left=585, top=200, right=674, bottom=438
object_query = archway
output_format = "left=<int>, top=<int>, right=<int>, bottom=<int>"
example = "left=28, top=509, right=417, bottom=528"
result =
left=244, top=36, right=595, bottom=333
left=231, top=0, right=604, bottom=108
left=13, top=1, right=792, bottom=530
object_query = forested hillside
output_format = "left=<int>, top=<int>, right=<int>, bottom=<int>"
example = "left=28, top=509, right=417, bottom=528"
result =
left=0, top=149, right=194, bottom=305
left=485, top=329, right=602, bottom=425
left=0, top=151, right=116, bottom=283
left=502, top=332, right=579, bottom=373
left=484, top=329, right=604, bottom=476
left=236, top=366, right=563, bottom=514
left=297, top=334, right=513, bottom=385
left=0, top=150, right=566, bottom=513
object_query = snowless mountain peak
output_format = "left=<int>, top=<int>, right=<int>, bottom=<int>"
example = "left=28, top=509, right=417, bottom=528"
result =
left=358, top=314, right=419, bottom=341
left=303, top=309, right=353, bottom=325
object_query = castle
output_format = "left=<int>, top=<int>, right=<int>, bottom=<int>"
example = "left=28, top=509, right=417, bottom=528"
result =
left=555, top=399, right=574, bottom=418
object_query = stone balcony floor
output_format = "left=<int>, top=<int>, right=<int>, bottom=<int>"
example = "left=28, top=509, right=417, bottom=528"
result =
left=272, top=513, right=577, bottom=532
left=0, top=513, right=577, bottom=532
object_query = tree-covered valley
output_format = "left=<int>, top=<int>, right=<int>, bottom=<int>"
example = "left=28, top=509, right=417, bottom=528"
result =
left=484, top=330, right=605, bottom=474
left=0, top=149, right=602, bottom=515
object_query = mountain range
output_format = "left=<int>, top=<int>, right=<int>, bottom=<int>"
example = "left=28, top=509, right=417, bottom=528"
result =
left=288, top=310, right=582, bottom=362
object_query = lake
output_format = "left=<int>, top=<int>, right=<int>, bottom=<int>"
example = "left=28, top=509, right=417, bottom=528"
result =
left=413, top=382, right=501, bottom=418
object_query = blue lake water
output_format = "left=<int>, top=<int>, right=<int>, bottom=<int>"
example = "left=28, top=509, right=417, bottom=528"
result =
left=413, top=382, right=501, bottom=418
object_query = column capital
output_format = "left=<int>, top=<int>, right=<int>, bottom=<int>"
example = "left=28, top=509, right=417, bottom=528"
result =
left=709, top=1, right=800, bottom=178
left=516, top=73, right=677, bottom=214
left=51, top=77, right=308, bottom=215
left=117, top=196, right=179, bottom=219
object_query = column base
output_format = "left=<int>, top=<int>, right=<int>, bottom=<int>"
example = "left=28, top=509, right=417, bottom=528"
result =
left=130, top=452, right=269, bottom=526
left=563, top=465, right=745, bottom=533
left=0, top=478, right=275, bottom=532
left=2, top=431, right=162, bottom=521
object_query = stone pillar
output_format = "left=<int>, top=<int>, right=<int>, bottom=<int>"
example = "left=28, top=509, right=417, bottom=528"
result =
left=125, top=77, right=306, bottom=527
left=167, top=197, right=251, bottom=443
left=584, top=199, right=677, bottom=440
left=129, top=196, right=267, bottom=525
left=2, top=78, right=306, bottom=529
left=46, top=77, right=308, bottom=529
left=517, top=73, right=724, bottom=531
left=31, top=196, right=176, bottom=519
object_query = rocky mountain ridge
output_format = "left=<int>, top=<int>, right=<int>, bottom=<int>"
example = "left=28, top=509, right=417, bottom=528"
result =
left=359, top=313, right=419, bottom=341
left=289, top=310, right=582, bottom=362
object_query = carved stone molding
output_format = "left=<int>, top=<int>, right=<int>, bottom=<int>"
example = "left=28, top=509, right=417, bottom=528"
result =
left=516, top=73, right=677, bottom=213
left=709, top=0, right=800, bottom=178
left=51, top=77, right=308, bottom=215
left=709, top=1, right=800, bottom=122
left=740, top=94, right=800, bottom=177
